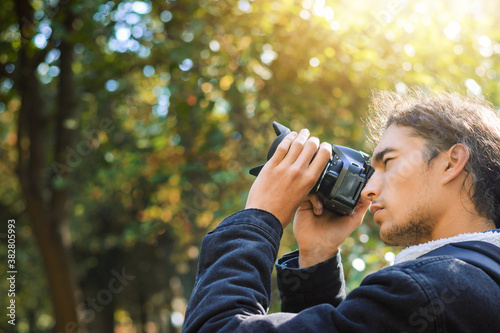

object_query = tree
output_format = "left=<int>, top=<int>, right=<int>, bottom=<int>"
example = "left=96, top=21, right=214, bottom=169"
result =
left=2, top=0, right=83, bottom=331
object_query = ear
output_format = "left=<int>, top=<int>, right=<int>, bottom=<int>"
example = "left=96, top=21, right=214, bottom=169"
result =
left=440, top=143, right=470, bottom=186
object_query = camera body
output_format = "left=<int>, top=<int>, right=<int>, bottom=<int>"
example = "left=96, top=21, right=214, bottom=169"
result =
left=249, top=122, right=374, bottom=216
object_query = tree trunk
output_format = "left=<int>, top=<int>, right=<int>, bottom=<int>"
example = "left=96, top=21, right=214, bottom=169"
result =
left=15, top=0, right=83, bottom=331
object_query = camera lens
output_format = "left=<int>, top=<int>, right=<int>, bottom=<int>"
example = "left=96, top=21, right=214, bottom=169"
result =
left=317, top=162, right=341, bottom=196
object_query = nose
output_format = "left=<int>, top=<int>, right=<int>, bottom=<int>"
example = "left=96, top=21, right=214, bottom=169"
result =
left=361, top=172, right=381, bottom=202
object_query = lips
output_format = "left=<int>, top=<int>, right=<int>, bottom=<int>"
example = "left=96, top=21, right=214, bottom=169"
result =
left=370, top=205, right=384, bottom=215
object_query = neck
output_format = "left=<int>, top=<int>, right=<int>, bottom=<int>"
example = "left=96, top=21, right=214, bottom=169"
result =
left=430, top=207, right=495, bottom=241
left=429, top=181, right=496, bottom=241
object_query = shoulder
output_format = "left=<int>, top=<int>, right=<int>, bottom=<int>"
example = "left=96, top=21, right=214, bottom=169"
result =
left=362, top=255, right=500, bottom=313
left=385, top=254, right=498, bottom=286
left=353, top=255, right=499, bottom=312
left=371, top=255, right=486, bottom=290
left=337, top=256, right=499, bottom=332
left=369, top=257, right=469, bottom=298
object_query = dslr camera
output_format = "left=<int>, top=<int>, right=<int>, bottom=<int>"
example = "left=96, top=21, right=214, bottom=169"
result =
left=250, top=121, right=374, bottom=216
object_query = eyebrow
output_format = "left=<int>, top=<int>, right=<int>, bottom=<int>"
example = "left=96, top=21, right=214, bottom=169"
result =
left=372, top=147, right=398, bottom=164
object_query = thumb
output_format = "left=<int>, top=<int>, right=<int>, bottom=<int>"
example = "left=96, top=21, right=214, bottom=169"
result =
left=308, top=194, right=324, bottom=215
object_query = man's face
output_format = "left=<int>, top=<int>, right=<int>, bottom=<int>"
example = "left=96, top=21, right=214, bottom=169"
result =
left=361, top=124, right=444, bottom=246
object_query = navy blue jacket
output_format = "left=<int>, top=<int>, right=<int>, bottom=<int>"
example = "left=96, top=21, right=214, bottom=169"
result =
left=183, top=209, right=500, bottom=332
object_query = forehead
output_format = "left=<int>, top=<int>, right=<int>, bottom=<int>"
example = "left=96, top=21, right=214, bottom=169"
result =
left=372, top=125, right=427, bottom=160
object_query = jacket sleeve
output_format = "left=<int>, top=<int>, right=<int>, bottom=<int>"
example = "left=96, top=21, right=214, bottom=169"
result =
left=275, top=250, right=346, bottom=312
left=182, top=209, right=434, bottom=333
left=182, top=208, right=284, bottom=333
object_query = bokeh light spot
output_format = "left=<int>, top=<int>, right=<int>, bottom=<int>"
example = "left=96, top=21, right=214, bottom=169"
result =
left=116, top=27, right=131, bottom=41
left=238, top=0, right=252, bottom=13
left=37, top=63, right=49, bottom=76
left=385, top=252, right=396, bottom=263
left=309, top=57, right=320, bottom=67
left=179, top=59, right=193, bottom=71
left=209, top=40, right=220, bottom=52
left=359, top=234, right=369, bottom=243
left=143, top=65, right=155, bottom=77
left=34, top=34, right=48, bottom=48
left=171, top=312, right=184, bottom=328
left=105, top=80, right=119, bottom=92
left=444, top=21, right=461, bottom=40
left=352, top=258, right=366, bottom=272
left=160, top=10, right=173, bottom=22
left=132, top=1, right=151, bottom=14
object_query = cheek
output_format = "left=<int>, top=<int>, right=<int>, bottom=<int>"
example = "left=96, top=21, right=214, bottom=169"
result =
left=384, top=161, right=423, bottom=201
left=393, top=154, right=424, bottom=181
left=385, top=168, right=415, bottom=191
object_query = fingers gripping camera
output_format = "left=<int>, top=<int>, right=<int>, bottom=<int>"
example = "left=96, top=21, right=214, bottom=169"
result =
left=250, top=122, right=374, bottom=216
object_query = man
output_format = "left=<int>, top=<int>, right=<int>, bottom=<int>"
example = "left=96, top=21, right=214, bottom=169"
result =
left=182, top=88, right=500, bottom=332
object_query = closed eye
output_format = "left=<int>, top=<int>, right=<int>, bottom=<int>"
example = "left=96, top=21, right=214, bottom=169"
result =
left=383, top=158, right=393, bottom=166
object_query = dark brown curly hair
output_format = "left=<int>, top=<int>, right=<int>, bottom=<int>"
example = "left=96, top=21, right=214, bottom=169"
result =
left=366, top=87, right=500, bottom=228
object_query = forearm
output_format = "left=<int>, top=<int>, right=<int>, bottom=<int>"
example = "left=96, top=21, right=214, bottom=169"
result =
left=182, top=209, right=283, bottom=333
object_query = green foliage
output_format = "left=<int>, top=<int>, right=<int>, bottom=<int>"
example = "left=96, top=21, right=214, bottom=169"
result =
left=1, top=0, right=500, bottom=331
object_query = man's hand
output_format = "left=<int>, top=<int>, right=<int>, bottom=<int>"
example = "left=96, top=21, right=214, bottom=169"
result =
left=294, top=195, right=371, bottom=267
left=245, top=129, right=332, bottom=228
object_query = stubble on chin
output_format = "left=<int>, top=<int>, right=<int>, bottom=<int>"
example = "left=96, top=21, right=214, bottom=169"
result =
left=381, top=211, right=436, bottom=247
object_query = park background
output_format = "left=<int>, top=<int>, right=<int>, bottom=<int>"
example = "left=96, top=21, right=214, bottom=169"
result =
left=1, top=0, right=500, bottom=332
